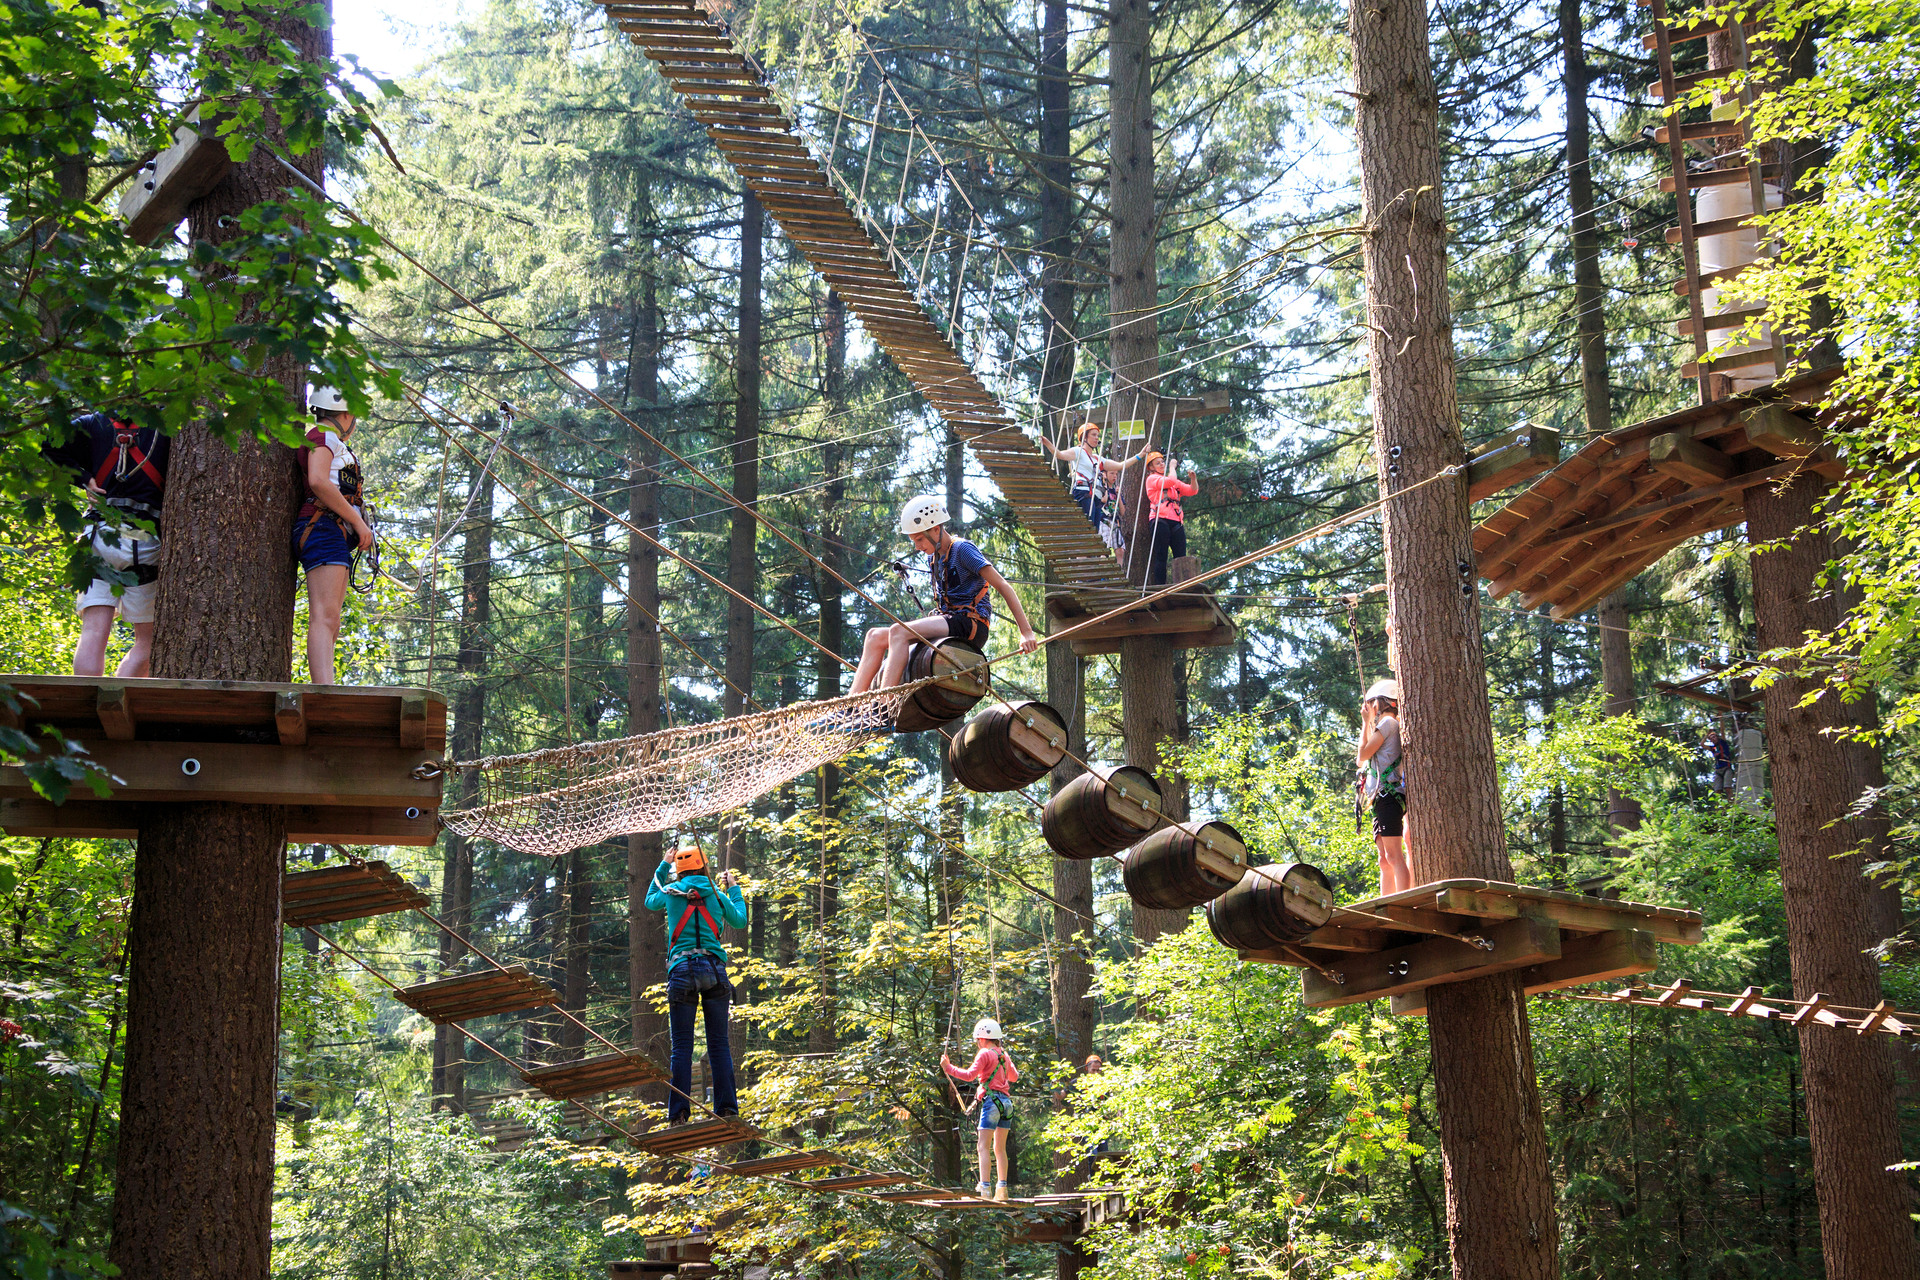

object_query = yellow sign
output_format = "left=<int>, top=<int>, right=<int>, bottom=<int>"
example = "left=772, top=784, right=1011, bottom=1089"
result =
left=1116, top=419, right=1147, bottom=442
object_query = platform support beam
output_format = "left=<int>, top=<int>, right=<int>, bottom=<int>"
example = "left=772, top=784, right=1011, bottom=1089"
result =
left=1349, top=0, right=1559, bottom=1273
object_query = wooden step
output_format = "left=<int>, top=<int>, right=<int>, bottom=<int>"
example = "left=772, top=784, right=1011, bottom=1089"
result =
left=393, top=966, right=559, bottom=1024
left=787, top=1172, right=917, bottom=1191
left=283, top=860, right=428, bottom=928
left=719, top=1149, right=841, bottom=1176
left=520, top=1049, right=667, bottom=1099
left=629, top=1114, right=760, bottom=1155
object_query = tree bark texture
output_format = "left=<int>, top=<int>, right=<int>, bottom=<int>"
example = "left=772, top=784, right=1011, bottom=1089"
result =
left=1348, top=0, right=1559, bottom=1274
left=1560, top=0, right=1609, bottom=442
left=1597, top=590, right=1642, bottom=836
left=627, top=223, right=669, bottom=1069
left=1747, top=472, right=1919, bottom=1280
left=111, top=7, right=327, bottom=1275
left=557, top=846, right=593, bottom=1057
left=1038, top=0, right=1075, bottom=430
left=721, top=189, right=762, bottom=900
left=434, top=453, right=492, bottom=1108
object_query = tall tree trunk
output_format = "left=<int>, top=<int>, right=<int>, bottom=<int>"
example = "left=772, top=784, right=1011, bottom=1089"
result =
left=1109, top=0, right=1188, bottom=944
left=1563, top=0, right=1641, bottom=844
left=1038, top=0, right=1075, bottom=434
left=722, top=188, right=762, bottom=928
left=434, top=450, right=493, bottom=1109
left=1348, top=0, right=1560, bottom=1275
left=1597, top=591, right=1642, bottom=836
left=1747, top=474, right=1919, bottom=1279
left=557, top=846, right=593, bottom=1058
left=110, top=9, right=328, bottom=1277
left=810, top=288, right=844, bottom=1076
left=628, top=197, right=669, bottom=1071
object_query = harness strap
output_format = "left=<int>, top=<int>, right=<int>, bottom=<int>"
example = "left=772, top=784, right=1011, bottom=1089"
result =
left=671, top=896, right=722, bottom=945
left=92, top=425, right=165, bottom=493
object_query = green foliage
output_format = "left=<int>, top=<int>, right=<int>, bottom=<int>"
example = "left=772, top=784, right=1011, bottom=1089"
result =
left=0, top=1202, right=117, bottom=1280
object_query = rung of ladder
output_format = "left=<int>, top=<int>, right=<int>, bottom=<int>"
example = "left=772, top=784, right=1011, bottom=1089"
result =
left=392, top=965, right=558, bottom=1024
left=283, top=860, right=428, bottom=928
left=520, top=1049, right=666, bottom=1099
left=628, top=1114, right=760, bottom=1154
left=1666, top=210, right=1767, bottom=244
left=719, top=1149, right=841, bottom=1176
left=1661, top=164, right=1779, bottom=193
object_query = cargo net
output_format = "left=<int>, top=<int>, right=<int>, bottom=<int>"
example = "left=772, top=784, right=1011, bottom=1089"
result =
left=438, top=681, right=928, bottom=857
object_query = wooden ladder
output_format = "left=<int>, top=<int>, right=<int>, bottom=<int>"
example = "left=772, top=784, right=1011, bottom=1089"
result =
left=598, top=0, right=1131, bottom=597
left=1644, top=0, right=1786, bottom=401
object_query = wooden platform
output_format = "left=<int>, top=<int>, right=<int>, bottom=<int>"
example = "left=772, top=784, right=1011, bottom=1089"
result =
left=1233, top=879, right=1699, bottom=1011
left=520, top=1049, right=666, bottom=1100
left=629, top=1115, right=760, bottom=1155
left=283, top=861, right=429, bottom=928
left=719, top=1150, right=840, bottom=1177
left=1472, top=371, right=1844, bottom=619
left=393, top=966, right=559, bottom=1024
left=0, top=676, right=447, bottom=844
left=785, top=1172, right=915, bottom=1191
left=1043, top=578, right=1236, bottom=656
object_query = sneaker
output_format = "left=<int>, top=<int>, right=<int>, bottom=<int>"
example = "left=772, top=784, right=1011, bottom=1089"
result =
left=974, top=1181, right=990, bottom=1198
left=993, top=1182, right=1009, bottom=1202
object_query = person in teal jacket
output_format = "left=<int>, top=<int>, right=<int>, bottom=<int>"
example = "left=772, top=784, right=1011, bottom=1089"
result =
left=646, top=837, right=748, bottom=1123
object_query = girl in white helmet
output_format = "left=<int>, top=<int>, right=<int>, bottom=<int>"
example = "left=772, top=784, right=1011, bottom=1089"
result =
left=1357, top=678, right=1411, bottom=894
left=294, top=386, right=376, bottom=685
left=848, top=495, right=1036, bottom=693
left=941, top=1016, right=1019, bottom=1199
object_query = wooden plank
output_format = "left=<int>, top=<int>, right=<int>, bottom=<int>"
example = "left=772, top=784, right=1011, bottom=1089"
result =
left=399, top=695, right=429, bottom=749
left=720, top=1150, right=840, bottom=1176
left=792, top=1173, right=916, bottom=1191
left=1389, top=929, right=1659, bottom=1015
left=1743, top=405, right=1823, bottom=458
left=1466, top=425, right=1561, bottom=503
left=119, top=114, right=235, bottom=244
left=0, top=739, right=440, bottom=807
left=95, top=685, right=136, bottom=741
left=275, top=690, right=308, bottom=745
left=629, top=1115, right=760, bottom=1154
left=522, top=1049, right=667, bottom=1098
left=1431, top=886, right=1702, bottom=943
left=284, top=860, right=429, bottom=927
left=1649, top=432, right=1734, bottom=484
left=1, top=797, right=440, bottom=845
left=393, top=966, right=559, bottom=1024
left=1301, top=914, right=1563, bottom=1009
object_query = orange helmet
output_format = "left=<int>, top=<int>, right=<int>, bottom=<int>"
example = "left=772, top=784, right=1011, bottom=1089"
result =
left=1142, top=450, right=1165, bottom=470
left=673, top=840, right=707, bottom=875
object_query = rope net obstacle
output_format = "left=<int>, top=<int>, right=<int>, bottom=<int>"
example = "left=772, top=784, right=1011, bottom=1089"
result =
left=440, top=681, right=925, bottom=856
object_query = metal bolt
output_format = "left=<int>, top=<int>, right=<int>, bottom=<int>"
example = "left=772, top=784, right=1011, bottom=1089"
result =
left=180, top=757, right=202, bottom=776
left=405, top=807, right=422, bottom=821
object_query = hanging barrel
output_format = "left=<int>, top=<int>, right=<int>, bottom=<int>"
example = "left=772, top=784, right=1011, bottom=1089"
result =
left=1205, top=862, right=1335, bottom=952
left=947, top=701, right=1069, bottom=792
left=1041, top=766, right=1163, bottom=860
left=1122, top=819, right=1248, bottom=911
left=893, top=638, right=989, bottom=733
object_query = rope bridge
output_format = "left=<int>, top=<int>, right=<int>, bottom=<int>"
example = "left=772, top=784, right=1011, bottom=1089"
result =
left=441, top=681, right=922, bottom=856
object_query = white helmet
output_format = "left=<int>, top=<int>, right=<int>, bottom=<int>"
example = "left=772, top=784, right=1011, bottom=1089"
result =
left=971, top=1017, right=1003, bottom=1041
left=309, top=385, right=350, bottom=414
left=1364, top=678, right=1400, bottom=705
left=898, top=494, right=950, bottom=537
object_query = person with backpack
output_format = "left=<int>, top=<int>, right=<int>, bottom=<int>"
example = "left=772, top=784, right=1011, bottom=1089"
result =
left=1356, top=678, right=1411, bottom=895
left=294, top=386, right=376, bottom=685
left=645, top=837, right=748, bottom=1124
left=941, top=1016, right=1020, bottom=1200
left=848, top=496, right=1037, bottom=695
left=42, top=412, right=170, bottom=677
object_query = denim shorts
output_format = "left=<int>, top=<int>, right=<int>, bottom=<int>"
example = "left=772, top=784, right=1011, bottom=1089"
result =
left=294, top=513, right=354, bottom=571
left=978, top=1090, right=1012, bottom=1130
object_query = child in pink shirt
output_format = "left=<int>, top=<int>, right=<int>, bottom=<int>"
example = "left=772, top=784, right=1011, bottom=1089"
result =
left=941, top=1017, right=1020, bottom=1199
left=1141, top=452, right=1200, bottom=586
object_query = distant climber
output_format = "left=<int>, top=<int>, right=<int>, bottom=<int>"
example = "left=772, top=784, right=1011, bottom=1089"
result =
left=42, top=411, right=170, bottom=678
left=942, top=1016, right=1019, bottom=1200
left=295, top=386, right=376, bottom=685
left=849, top=496, right=1036, bottom=695
left=646, top=836, right=748, bottom=1124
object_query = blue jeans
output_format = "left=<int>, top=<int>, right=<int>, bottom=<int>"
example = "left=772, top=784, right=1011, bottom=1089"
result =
left=667, top=954, right=736, bottom=1122
left=1071, top=485, right=1103, bottom=529
left=978, top=1090, right=1012, bottom=1130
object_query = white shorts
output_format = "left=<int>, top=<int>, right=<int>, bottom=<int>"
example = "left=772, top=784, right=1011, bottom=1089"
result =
left=77, top=576, right=157, bottom=624
left=75, top=527, right=160, bottom=624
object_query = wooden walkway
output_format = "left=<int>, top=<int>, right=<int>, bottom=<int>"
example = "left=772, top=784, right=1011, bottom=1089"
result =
left=596, top=0, right=1131, bottom=599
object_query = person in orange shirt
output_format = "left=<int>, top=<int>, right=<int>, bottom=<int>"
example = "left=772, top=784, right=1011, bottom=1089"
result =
left=1141, top=452, right=1199, bottom=586
left=941, top=1016, right=1019, bottom=1200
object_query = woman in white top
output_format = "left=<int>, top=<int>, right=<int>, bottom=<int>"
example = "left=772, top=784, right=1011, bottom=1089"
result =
left=292, top=386, right=376, bottom=685
left=1356, top=678, right=1411, bottom=895
left=1041, top=421, right=1138, bottom=533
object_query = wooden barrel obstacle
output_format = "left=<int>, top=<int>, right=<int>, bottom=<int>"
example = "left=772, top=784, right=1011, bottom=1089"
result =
left=1121, top=819, right=1250, bottom=910
left=1205, top=862, right=1336, bottom=951
left=1041, top=765, right=1163, bottom=859
left=946, top=700, right=1069, bottom=791
left=894, top=638, right=988, bottom=733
